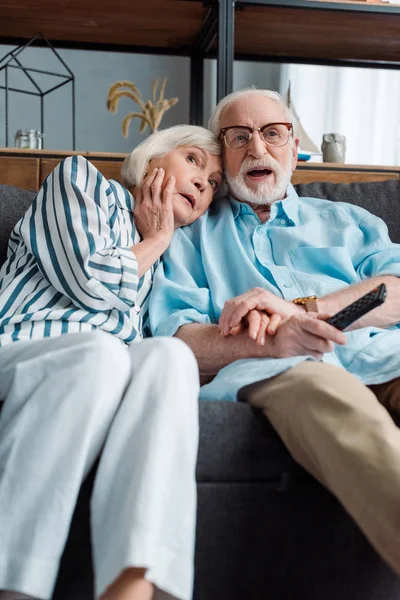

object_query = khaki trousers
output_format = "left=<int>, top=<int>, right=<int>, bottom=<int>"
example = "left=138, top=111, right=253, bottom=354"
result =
left=239, top=361, right=400, bottom=575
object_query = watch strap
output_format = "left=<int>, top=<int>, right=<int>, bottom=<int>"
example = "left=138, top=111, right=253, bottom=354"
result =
left=304, top=298, right=319, bottom=313
left=292, top=295, right=319, bottom=313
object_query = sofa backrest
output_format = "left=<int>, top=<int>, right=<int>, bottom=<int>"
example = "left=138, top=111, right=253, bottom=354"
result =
left=294, top=179, right=400, bottom=244
left=0, top=185, right=36, bottom=266
left=0, top=179, right=399, bottom=267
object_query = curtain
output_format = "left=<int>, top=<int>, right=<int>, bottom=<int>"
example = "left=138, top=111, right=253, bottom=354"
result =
left=285, top=64, right=400, bottom=166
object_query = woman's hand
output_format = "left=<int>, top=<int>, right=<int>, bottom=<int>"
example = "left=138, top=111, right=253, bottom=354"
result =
left=218, top=288, right=301, bottom=341
left=134, top=168, right=175, bottom=244
left=223, top=309, right=282, bottom=346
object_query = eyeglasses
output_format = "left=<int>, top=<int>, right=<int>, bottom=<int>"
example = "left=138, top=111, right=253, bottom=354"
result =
left=219, top=122, right=293, bottom=150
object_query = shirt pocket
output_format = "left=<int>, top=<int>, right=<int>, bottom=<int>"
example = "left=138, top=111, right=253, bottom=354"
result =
left=288, top=246, right=357, bottom=284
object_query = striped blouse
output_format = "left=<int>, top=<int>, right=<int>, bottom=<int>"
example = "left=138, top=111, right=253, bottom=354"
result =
left=0, top=155, right=153, bottom=346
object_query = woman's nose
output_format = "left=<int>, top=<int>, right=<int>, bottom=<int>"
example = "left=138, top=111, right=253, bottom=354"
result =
left=193, top=177, right=206, bottom=192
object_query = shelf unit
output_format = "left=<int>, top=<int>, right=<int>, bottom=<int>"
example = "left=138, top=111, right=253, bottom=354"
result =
left=1, top=1, right=400, bottom=122
left=218, top=0, right=400, bottom=99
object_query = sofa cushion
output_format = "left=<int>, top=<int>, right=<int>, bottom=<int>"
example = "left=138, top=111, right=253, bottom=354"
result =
left=196, top=401, right=309, bottom=486
left=0, top=185, right=36, bottom=265
left=294, top=179, right=400, bottom=243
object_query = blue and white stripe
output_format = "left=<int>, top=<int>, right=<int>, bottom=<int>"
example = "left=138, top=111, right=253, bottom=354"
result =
left=0, top=155, right=153, bottom=346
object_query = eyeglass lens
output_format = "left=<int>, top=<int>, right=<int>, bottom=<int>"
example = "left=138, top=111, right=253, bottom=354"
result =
left=225, top=124, right=290, bottom=149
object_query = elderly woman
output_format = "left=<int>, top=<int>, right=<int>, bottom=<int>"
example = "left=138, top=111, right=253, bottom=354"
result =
left=0, top=126, right=222, bottom=600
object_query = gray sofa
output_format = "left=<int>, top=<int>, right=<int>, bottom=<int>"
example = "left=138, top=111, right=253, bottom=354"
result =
left=1, top=180, right=400, bottom=600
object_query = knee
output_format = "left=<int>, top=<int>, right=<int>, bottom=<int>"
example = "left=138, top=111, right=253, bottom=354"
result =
left=290, top=361, right=359, bottom=393
left=59, top=332, right=131, bottom=400
left=285, top=361, right=377, bottom=417
left=139, top=337, right=199, bottom=417
left=79, top=331, right=131, bottom=379
left=146, top=336, right=199, bottom=382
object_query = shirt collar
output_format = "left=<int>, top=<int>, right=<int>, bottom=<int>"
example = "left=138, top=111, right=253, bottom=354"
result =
left=228, top=182, right=300, bottom=225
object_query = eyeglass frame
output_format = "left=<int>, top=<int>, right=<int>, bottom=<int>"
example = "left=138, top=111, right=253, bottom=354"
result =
left=218, top=122, right=294, bottom=149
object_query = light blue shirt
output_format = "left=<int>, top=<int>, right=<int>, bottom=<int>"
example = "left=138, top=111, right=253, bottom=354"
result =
left=150, top=184, right=400, bottom=401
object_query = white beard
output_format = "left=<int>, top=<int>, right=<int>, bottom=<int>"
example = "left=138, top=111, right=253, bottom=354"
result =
left=226, top=154, right=293, bottom=206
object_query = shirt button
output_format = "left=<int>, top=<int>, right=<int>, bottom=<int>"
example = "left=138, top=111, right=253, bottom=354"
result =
left=283, top=282, right=293, bottom=288
left=280, top=219, right=286, bottom=225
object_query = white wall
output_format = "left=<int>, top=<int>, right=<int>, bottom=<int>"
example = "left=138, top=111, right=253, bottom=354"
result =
left=0, top=44, right=191, bottom=152
left=203, top=59, right=286, bottom=126
left=1, top=43, right=399, bottom=165
left=0, top=44, right=288, bottom=153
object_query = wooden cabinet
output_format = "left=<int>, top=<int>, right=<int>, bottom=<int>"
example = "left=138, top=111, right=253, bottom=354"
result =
left=291, top=163, right=400, bottom=184
left=39, top=158, right=124, bottom=187
left=0, top=150, right=127, bottom=191
left=0, top=156, right=40, bottom=190
left=1, top=149, right=399, bottom=191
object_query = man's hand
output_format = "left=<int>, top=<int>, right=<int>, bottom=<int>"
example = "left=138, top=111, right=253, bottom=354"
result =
left=218, top=287, right=301, bottom=342
left=267, top=313, right=347, bottom=360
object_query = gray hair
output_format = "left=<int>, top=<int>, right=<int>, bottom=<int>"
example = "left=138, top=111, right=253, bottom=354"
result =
left=121, top=124, right=221, bottom=188
left=208, top=88, right=294, bottom=136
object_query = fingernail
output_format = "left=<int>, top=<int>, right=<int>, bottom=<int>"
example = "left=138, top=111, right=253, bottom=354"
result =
left=153, top=167, right=158, bottom=172
left=252, top=332, right=257, bottom=340
left=261, top=336, right=265, bottom=346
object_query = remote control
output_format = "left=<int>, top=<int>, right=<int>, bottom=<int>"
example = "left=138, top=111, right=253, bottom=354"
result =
left=326, top=283, right=387, bottom=331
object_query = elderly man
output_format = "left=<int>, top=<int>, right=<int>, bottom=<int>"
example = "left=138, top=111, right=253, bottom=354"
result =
left=150, top=88, right=400, bottom=575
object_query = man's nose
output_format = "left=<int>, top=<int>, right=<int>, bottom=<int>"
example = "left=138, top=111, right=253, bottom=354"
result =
left=247, top=131, right=268, bottom=159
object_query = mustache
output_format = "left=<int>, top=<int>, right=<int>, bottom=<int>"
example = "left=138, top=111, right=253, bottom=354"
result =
left=238, top=157, right=280, bottom=175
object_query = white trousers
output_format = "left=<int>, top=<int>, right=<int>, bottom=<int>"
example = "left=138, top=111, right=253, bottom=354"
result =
left=0, top=332, right=200, bottom=600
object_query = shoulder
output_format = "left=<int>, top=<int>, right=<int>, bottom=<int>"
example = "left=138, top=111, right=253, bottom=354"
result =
left=58, top=155, right=94, bottom=179
left=175, top=195, right=234, bottom=246
left=298, top=196, right=378, bottom=226
left=53, top=155, right=115, bottom=191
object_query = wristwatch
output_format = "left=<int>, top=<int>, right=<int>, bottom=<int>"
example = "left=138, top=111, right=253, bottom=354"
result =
left=292, top=295, right=319, bottom=313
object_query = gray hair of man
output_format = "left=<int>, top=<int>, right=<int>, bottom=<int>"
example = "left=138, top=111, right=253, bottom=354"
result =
left=121, top=124, right=221, bottom=189
left=208, top=87, right=295, bottom=136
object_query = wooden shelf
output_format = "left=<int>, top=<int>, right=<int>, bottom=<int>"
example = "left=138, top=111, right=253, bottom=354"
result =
left=0, top=0, right=208, bottom=52
left=235, top=2, right=400, bottom=63
left=292, top=162, right=400, bottom=183
left=1, top=0, right=400, bottom=66
left=1, top=149, right=399, bottom=190
left=242, top=0, right=400, bottom=14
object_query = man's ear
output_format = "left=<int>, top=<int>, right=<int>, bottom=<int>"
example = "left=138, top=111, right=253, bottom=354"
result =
left=291, top=137, right=300, bottom=173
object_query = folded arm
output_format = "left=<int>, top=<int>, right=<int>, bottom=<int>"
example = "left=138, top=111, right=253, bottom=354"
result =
left=177, top=315, right=346, bottom=382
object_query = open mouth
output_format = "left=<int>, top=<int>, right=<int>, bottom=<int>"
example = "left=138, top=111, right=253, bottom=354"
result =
left=179, top=193, right=195, bottom=209
left=246, top=168, right=273, bottom=178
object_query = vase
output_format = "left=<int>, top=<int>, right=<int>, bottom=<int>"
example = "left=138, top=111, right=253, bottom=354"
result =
left=321, top=133, right=346, bottom=163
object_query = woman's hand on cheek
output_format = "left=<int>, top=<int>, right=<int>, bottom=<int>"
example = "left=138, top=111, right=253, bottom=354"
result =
left=134, top=168, right=175, bottom=245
